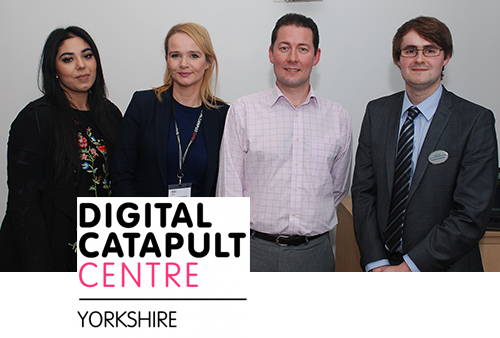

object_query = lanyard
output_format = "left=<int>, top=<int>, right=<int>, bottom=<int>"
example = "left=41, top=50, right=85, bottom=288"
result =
left=172, top=101, right=204, bottom=185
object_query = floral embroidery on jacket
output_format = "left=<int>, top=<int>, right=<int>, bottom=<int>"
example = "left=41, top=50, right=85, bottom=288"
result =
left=78, top=126, right=110, bottom=196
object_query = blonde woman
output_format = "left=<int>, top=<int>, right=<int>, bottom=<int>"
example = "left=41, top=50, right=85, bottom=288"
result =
left=113, top=23, right=228, bottom=197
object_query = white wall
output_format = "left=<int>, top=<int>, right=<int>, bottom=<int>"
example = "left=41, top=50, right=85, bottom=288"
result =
left=1, top=0, right=499, bottom=217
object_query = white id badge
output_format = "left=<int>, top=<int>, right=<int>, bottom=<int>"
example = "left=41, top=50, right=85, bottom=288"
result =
left=168, top=183, right=192, bottom=197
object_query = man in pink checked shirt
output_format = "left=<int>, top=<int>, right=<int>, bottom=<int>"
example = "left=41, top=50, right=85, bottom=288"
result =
left=217, top=13, right=353, bottom=272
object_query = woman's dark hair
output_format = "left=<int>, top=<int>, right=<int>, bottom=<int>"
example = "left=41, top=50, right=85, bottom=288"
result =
left=38, top=26, right=120, bottom=183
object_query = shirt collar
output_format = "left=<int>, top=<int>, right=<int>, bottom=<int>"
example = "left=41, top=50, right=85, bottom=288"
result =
left=271, top=83, right=318, bottom=108
left=402, top=85, right=443, bottom=122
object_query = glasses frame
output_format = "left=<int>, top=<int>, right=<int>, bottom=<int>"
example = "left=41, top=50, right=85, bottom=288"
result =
left=399, top=47, right=444, bottom=58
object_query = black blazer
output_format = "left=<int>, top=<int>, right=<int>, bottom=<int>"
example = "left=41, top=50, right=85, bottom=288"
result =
left=112, top=88, right=228, bottom=197
left=0, top=97, right=122, bottom=271
left=352, top=87, right=498, bottom=271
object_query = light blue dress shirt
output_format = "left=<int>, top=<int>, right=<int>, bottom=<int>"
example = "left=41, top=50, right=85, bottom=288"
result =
left=365, top=85, right=443, bottom=272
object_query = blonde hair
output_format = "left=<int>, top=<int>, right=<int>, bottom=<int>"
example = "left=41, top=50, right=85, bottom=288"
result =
left=154, top=23, right=223, bottom=108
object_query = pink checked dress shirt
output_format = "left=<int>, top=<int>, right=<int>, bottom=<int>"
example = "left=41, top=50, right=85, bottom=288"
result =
left=217, top=85, right=352, bottom=236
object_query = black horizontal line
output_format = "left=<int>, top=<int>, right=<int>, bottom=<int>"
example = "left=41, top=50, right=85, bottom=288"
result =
left=79, top=298, right=247, bottom=301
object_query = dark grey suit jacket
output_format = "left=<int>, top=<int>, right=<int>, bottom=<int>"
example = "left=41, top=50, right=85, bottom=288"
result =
left=352, top=87, right=498, bottom=271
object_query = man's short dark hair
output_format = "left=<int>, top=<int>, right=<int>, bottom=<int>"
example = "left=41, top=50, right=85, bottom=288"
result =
left=271, top=13, right=320, bottom=54
left=393, top=16, right=453, bottom=78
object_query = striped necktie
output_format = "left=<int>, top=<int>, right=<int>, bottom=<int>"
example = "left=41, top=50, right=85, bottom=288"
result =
left=384, top=106, right=420, bottom=254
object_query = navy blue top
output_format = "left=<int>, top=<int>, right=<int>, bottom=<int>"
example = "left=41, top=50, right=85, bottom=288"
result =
left=167, top=100, right=207, bottom=196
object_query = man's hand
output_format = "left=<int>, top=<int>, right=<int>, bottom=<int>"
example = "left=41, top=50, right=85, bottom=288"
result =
left=371, top=266, right=389, bottom=272
left=371, top=262, right=411, bottom=272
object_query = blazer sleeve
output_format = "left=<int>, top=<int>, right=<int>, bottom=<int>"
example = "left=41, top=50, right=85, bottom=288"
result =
left=111, top=92, right=144, bottom=197
left=106, top=99, right=123, bottom=129
left=408, top=108, right=498, bottom=271
left=199, top=103, right=227, bottom=197
left=0, top=103, right=56, bottom=271
left=352, top=102, right=390, bottom=268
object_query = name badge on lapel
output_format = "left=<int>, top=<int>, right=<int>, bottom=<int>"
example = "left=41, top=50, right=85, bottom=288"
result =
left=428, top=150, right=449, bottom=165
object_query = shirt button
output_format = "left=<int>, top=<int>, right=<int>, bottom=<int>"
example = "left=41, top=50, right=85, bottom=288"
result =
left=292, top=213, right=296, bottom=217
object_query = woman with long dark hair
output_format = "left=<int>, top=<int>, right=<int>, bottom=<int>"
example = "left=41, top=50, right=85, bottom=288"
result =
left=112, top=23, right=228, bottom=197
left=0, top=26, right=121, bottom=271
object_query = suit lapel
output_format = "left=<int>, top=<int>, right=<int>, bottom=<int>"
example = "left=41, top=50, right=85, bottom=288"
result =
left=408, top=88, right=453, bottom=201
left=155, top=89, right=173, bottom=193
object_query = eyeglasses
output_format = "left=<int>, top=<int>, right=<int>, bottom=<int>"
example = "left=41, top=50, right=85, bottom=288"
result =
left=399, top=47, right=443, bottom=58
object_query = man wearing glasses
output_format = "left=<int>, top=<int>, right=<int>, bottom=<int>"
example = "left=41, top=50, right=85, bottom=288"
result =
left=352, top=16, right=498, bottom=271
